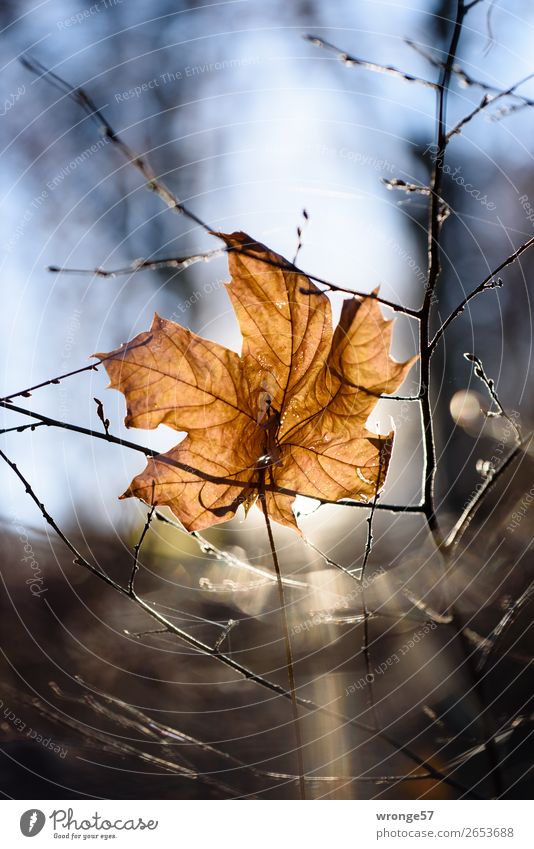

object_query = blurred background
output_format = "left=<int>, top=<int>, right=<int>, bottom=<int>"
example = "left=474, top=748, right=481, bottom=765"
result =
left=1, top=0, right=534, bottom=799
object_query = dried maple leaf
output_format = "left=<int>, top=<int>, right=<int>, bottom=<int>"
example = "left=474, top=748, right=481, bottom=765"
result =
left=95, top=232, right=415, bottom=532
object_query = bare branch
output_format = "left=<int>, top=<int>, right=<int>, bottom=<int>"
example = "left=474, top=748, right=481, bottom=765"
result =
left=51, top=241, right=417, bottom=318
left=0, top=397, right=425, bottom=513
left=0, top=447, right=472, bottom=795
left=431, top=236, right=534, bottom=350
left=293, top=207, right=309, bottom=265
left=154, top=508, right=308, bottom=589
left=1, top=361, right=99, bottom=403
left=0, top=421, right=48, bottom=436
left=444, top=432, right=534, bottom=553
left=383, top=178, right=431, bottom=196
left=22, top=58, right=416, bottom=321
left=418, top=0, right=467, bottom=547
left=304, top=35, right=437, bottom=89
left=360, top=446, right=385, bottom=728
left=48, top=249, right=225, bottom=277
left=463, top=353, right=521, bottom=442
left=213, top=619, right=239, bottom=653
left=300, top=282, right=419, bottom=317
left=447, top=72, right=534, bottom=139
left=21, top=55, right=212, bottom=235
left=259, top=471, right=306, bottom=799
left=406, top=38, right=534, bottom=109
left=128, top=500, right=155, bottom=595
left=477, top=580, right=534, bottom=671
left=0, top=337, right=150, bottom=404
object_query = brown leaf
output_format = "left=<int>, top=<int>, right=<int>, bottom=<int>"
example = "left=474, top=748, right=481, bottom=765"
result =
left=95, top=232, right=416, bottom=532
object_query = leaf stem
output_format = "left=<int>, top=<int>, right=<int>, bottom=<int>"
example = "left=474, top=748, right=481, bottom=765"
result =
left=360, top=446, right=385, bottom=728
left=259, top=476, right=307, bottom=800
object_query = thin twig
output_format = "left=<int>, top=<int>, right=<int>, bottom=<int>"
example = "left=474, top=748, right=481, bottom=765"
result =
left=360, top=445, right=384, bottom=728
left=464, top=353, right=521, bottom=442
left=0, top=421, right=48, bottom=436
left=50, top=241, right=416, bottom=317
left=128, top=500, right=155, bottom=595
left=444, top=431, right=533, bottom=553
left=48, top=249, right=225, bottom=277
left=406, top=38, right=534, bottom=108
left=305, top=35, right=437, bottom=89
left=154, top=509, right=308, bottom=589
left=35, top=687, right=237, bottom=796
left=477, top=580, right=534, bottom=671
left=128, top=627, right=169, bottom=639
left=1, top=336, right=150, bottom=404
left=259, top=474, right=306, bottom=800
left=1, top=361, right=99, bottom=403
left=213, top=619, right=238, bottom=653
left=293, top=208, right=309, bottom=265
left=447, top=93, right=492, bottom=139
left=446, top=73, right=534, bottom=140
left=400, top=587, right=453, bottom=625
left=430, top=236, right=534, bottom=350
left=383, top=178, right=431, bottom=196
left=21, top=55, right=212, bottom=235
left=300, top=280, right=419, bottom=316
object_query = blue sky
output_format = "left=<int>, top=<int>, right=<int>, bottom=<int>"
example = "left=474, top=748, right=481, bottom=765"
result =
left=2, top=0, right=534, bottom=535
